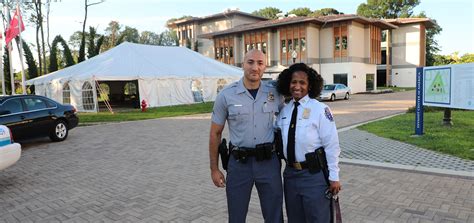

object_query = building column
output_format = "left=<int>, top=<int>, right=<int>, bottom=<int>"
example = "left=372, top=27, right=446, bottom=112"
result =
left=386, top=29, right=392, bottom=86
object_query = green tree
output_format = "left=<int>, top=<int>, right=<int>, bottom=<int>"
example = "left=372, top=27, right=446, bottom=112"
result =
left=288, top=7, right=312, bottom=16
left=50, top=35, right=75, bottom=72
left=159, top=29, right=178, bottom=46
left=87, top=26, right=97, bottom=58
left=103, top=21, right=122, bottom=50
left=311, top=8, right=343, bottom=17
left=459, top=53, right=474, bottom=64
left=252, top=7, right=282, bottom=19
left=119, top=26, right=140, bottom=43
left=434, top=52, right=474, bottom=65
left=139, top=31, right=161, bottom=45
left=22, top=40, right=39, bottom=80
left=95, top=35, right=105, bottom=55
left=357, top=0, right=420, bottom=18
left=3, top=46, right=12, bottom=94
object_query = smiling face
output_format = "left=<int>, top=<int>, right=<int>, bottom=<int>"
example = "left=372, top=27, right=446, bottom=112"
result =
left=290, top=71, right=309, bottom=101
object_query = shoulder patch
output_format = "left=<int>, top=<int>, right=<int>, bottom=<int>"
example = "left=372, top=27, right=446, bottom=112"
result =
left=324, top=107, right=334, bottom=122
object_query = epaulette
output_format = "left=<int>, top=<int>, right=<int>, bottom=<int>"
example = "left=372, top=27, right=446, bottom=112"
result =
left=219, top=81, right=239, bottom=93
left=265, top=80, right=277, bottom=88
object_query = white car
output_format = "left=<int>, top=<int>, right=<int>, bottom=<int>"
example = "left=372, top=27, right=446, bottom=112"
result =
left=0, top=125, right=21, bottom=171
left=318, top=84, right=351, bottom=101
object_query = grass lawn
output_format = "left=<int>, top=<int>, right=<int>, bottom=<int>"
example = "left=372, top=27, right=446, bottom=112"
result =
left=358, top=110, right=474, bottom=160
left=78, top=102, right=214, bottom=123
left=378, top=86, right=416, bottom=92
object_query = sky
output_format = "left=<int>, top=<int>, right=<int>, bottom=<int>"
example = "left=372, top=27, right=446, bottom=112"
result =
left=8, top=0, right=474, bottom=70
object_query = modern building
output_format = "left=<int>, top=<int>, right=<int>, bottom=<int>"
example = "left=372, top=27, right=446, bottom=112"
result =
left=169, top=11, right=435, bottom=92
left=379, top=18, right=435, bottom=87
left=167, top=10, right=267, bottom=59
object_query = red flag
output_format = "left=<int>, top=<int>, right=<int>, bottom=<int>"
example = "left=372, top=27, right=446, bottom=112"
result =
left=5, top=7, right=25, bottom=45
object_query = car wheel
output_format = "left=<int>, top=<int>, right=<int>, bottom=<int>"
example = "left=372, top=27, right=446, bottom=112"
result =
left=330, top=94, right=336, bottom=101
left=344, top=93, right=350, bottom=100
left=50, top=120, right=68, bottom=142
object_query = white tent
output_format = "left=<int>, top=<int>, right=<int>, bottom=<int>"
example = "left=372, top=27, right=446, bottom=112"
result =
left=26, top=42, right=242, bottom=112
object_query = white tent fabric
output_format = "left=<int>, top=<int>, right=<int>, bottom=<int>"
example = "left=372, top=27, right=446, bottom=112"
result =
left=26, top=42, right=242, bottom=111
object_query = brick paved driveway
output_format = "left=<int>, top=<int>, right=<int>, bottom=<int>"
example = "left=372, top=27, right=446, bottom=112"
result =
left=1, top=117, right=472, bottom=222
left=1, top=91, right=472, bottom=222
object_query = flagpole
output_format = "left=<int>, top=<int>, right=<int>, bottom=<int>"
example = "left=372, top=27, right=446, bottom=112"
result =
left=8, top=44, right=14, bottom=95
left=0, top=33, right=4, bottom=95
left=16, top=1, right=26, bottom=95
left=5, top=3, right=15, bottom=95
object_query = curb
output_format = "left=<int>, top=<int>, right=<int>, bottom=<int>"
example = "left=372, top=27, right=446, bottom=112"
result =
left=341, top=158, right=473, bottom=179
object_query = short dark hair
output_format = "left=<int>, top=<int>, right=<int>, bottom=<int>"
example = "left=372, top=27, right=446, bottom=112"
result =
left=276, top=63, right=324, bottom=98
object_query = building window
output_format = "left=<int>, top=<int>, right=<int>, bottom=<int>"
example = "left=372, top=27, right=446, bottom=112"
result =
left=63, top=82, right=71, bottom=104
left=381, top=50, right=387, bottom=64
left=334, top=24, right=348, bottom=58
left=381, top=30, right=387, bottom=42
left=262, top=42, right=267, bottom=54
left=342, top=36, right=347, bottom=50
left=214, top=36, right=235, bottom=65
left=301, top=38, right=306, bottom=51
left=333, top=74, right=348, bottom=86
left=244, top=31, right=268, bottom=54
left=279, top=25, right=306, bottom=65
left=82, top=81, right=95, bottom=111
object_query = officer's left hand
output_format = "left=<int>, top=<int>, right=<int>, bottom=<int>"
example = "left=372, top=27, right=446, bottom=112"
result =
left=329, top=181, right=341, bottom=195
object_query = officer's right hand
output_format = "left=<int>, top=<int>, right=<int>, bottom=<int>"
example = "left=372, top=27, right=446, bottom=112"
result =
left=211, top=169, right=226, bottom=188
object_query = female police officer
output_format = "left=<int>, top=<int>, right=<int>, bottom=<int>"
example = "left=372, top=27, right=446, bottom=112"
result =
left=276, top=63, right=341, bottom=223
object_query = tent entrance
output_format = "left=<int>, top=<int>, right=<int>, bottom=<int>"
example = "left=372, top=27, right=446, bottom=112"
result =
left=97, top=80, right=140, bottom=111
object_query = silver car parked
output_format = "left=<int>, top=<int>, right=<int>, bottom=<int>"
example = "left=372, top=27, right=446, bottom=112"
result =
left=318, top=84, right=351, bottom=101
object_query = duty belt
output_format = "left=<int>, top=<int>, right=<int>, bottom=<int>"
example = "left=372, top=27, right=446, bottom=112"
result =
left=230, top=142, right=275, bottom=162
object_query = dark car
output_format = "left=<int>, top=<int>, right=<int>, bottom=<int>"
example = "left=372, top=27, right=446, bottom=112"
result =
left=0, top=95, right=79, bottom=141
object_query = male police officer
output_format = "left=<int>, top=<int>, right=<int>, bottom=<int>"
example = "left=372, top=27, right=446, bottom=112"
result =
left=209, top=49, right=283, bottom=223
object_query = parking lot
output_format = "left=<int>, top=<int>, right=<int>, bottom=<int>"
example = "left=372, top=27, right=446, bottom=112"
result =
left=1, top=91, right=473, bottom=222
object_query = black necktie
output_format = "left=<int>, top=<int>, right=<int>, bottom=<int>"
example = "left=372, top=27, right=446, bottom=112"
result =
left=287, top=101, right=299, bottom=164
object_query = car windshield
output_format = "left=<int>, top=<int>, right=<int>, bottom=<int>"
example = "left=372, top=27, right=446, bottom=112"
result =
left=324, top=85, right=336, bottom=90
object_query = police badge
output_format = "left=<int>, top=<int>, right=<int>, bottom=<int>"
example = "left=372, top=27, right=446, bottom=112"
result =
left=267, top=92, right=275, bottom=102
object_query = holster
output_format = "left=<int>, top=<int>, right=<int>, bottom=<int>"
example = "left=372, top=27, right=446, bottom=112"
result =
left=218, top=138, right=229, bottom=171
left=304, top=151, right=322, bottom=174
left=314, top=147, right=330, bottom=186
